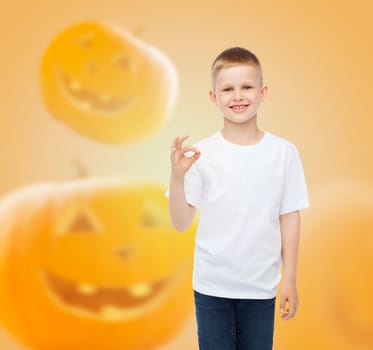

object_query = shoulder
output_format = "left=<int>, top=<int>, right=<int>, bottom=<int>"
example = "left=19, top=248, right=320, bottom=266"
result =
left=265, top=131, right=299, bottom=154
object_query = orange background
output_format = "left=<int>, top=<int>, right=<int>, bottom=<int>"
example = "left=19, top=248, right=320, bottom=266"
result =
left=0, top=0, right=372, bottom=349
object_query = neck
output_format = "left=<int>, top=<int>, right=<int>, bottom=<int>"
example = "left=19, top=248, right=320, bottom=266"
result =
left=221, top=117, right=263, bottom=145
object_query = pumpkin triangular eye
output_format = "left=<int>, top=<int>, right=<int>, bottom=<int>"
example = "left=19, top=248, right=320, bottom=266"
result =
left=77, top=33, right=94, bottom=48
left=112, top=53, right=130, bottom=68
left=112, top=52, right=138, bottom=75
left=69, top=212, right=96, bottom=232
left=142, top=198, right=169, bottom=228
left=56, top=203, right=102, bottom=235
left=143, top=212, right=155, bottom=227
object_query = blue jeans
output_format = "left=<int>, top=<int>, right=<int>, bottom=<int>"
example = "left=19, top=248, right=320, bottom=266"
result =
left=194, top=290, right=276, bottom=350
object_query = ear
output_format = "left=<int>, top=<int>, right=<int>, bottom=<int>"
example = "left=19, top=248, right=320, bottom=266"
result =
left=260, top=85, right=268, bottom=102
left=209, top=89, right=217, bottom=105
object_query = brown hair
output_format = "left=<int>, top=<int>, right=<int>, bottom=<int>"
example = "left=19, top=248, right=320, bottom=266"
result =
left=210, top=47, right=263, bottom=89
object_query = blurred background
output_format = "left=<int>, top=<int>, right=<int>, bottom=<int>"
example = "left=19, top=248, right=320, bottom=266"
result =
left=0, top=0, right=372, bottom=349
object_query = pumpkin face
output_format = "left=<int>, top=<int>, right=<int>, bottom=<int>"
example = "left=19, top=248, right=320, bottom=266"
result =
left=0, top=179, right=196, bottom=350
left=40, top=21, right=177, bottom=144
left=275, top=183, right=373, bottom=349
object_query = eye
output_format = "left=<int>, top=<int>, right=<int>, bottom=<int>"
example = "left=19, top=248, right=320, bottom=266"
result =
left=243, top=85, right=252, bottom=90
left=76, top=33, right=94, bottom=49
left=66, top=212, right=97, bottom=234
left=112, top=53, right=130, bottom=69
left=112, top=52, right=138, bottom=74
left=56, top=204, right=103, bottom=235
left=222, top=87, right=232, bottom=92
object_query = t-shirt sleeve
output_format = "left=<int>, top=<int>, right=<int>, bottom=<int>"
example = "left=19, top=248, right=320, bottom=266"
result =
left=164, top=161, right=203, bottom=209
left=279, top=144, right=310, bottom=215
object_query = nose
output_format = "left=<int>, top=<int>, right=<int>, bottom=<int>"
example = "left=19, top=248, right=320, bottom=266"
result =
left=86, top=61, right=98, bottom=73
left=233, top=89, right=243, bottom=101
left=114, top=245, right=136, bottom=260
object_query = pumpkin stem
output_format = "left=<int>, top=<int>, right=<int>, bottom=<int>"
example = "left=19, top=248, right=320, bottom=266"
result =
left=70, top=158, right=89, bottom=178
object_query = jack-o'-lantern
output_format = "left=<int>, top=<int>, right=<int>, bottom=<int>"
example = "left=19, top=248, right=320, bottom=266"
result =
left=40, top=21, right=177, bottom=144
left=0, top=179, right=196, bottom=350
left=274, top=182, right=373, bottom=349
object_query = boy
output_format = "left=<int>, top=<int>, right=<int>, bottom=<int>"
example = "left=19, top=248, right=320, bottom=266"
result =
left=165, top=47, right=309, bottom=350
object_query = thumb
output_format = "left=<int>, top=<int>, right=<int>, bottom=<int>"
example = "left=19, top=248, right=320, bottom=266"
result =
left=193, top=151, right=201, bottom=159
left=279, top=295, right=287, bottom=314
left=188, top=152, right=201, bottom=168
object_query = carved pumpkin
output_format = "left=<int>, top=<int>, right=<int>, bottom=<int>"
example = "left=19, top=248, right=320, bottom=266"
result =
left=275, top=183, right=373, bottom=349
left=40, top=21, right=177, bottom=144
left=0, top=179, right=196, bottom=349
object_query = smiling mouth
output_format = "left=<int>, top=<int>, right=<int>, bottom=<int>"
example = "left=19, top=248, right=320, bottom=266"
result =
left=230, top=104, right=249, bottom=111
left=41, top=269, right=181, bottom=321
left=57, top=67, right=135, bottom=116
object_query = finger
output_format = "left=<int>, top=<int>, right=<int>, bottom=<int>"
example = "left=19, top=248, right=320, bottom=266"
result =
left=171, top=141, right=181, bottom=162
left=282, top=307, right=295, bottom=320
left=178, top=135, right=189, bottom=149
left=171, top=137, right=179, bottom=153
left=171, top=137, right=180, bottom=152
left=193, top=152, right=202, bottom=159
left=281, top=309, right=290, bottom=320
left=171, top=137, right=178, bottom=149
left=279, top=297, right=287, bottom=315
left=181, top=146, right=201, bottom=156
left=189, top=146, right=201, bottom=154
left=284, top=306, right=294, bottom=319
left=287, top=300, right=298, bottom=318
left=281, top=299, right=297, bottom=320
left=287, top=308, right=296, bottom=319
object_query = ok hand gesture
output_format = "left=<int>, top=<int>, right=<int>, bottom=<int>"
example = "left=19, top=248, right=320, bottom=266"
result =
left=170, top=135, right=201, bottom=178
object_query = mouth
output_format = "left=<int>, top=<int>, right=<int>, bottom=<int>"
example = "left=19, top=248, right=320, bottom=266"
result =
left=230, top=104, right=249, bottom=112
left=41, top=268, right=183, bottom=321
left=56, top=66, right=135, bottom=116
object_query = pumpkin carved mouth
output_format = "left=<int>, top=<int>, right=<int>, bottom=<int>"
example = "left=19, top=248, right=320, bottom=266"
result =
left=42, top=270, right=177, bottom=321
left=57, top=68, right=135, bottom=115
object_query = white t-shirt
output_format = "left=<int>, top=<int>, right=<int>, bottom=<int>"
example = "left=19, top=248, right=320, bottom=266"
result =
left=165, top=130, right=309, bottom=299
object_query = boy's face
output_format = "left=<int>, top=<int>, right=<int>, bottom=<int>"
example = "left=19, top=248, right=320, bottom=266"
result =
left=209, top=64, right=268, bottom=125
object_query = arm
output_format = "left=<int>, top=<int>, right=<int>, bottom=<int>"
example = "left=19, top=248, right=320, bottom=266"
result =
left=279, top=210, right=300, bottom=320
left=168, top=173, right=196, bottom=231
left=168, top=135, right=200, bottom=232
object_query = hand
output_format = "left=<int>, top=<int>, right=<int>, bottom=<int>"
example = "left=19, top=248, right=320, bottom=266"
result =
left=170, top=135, right=201, bottom=178
left=279, top=281, right=299, bottom=320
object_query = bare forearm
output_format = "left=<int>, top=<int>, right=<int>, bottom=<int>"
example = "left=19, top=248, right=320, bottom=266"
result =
left=168, top=173, right=194, bottom=232
left=280, top=211, right=301, bottom=283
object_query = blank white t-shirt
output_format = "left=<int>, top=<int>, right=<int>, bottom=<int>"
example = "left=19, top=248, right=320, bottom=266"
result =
left=165, top=130, right=309, bottom=299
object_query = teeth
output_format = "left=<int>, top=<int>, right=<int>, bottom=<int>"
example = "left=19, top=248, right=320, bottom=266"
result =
left=77, top=282, right=152, bottom=297
left=69, top=80, right=81, bottom=91
left=100, top=305, right=124, bottom=319
left=232, top=105, right=247, bottom=111
left=77, top=101, right=91, bottom=111
left=77, top=284, right=97, bottom=295
left=128, top=283, right=152, bottom=297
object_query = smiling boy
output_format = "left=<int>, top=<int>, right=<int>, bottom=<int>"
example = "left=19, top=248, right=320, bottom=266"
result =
left=166, top=47, right=309, bottom=350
